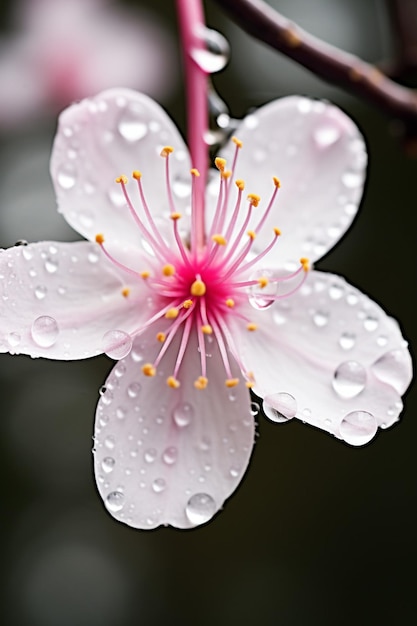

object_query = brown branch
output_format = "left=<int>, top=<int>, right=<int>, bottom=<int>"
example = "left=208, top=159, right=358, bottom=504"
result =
left=385, top=0, right=417, bottom=80
left=212, top=0, right=417, bottom=138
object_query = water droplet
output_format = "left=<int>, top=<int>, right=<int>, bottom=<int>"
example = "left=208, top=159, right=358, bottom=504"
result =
left=313, top=124, right=341, bottom=148
left=7, top=332, right=21, bottom=348
left=57, top=163, right=76, bottom=189
left=263, top=392, right=297, bottom=423
left=118, top=117, right=148, bottom=142
left=105, top=491, right=125, bottom=512
left=114, top=363, right=126, bottom=378
left=31, top=316, right=59, bottom=347
left=44, top=257, right=58, bottom=273
left=173, top=402, right=194, bottom=427
left=329, top=284, right=344, bottom=300
left=313, top=311, right=329, bottom=327
left=363, top=316, right=378, bottom=332
left=371, top=349, right=411, bottom=394
left=152, top=478, right=166, bottom=493
left=162, top=446, right=178, bottom=465
left=244, top=114, right=259, bottom=129
left=340, top=411, right=377, bottom=446
left=185, top=493, right=217, bottom=525
left=34, top=285, right=47, bottom=300
left=15, top=239, right=28, bottom=247
left=99, top=414, right=109, bottom=428
left=332, top=361, right=366, bottom=398
left=273, top=309, right=287, bottom=325
left=22, top=247, right=33, bottom=261
left=339, top=332, right=355, bottom=350
left=127, top=382, right=141, bottom=398
left=102, top=457, right=115, bottom=473
left=88, top=252, right=99, bottom=264
left=376, top=335, right=388, bottom=347
left=249, top=270, right=277, bottom=310
left=346, top=292, right=358, bottom=306
left=191, top=26, right=229, bottom=73
left=297, top=98, right=313, bottom=114
left=342, top=171, right=362, bottom=188
left=102, top=329, right=132, bottom=360
left=116, top=407, right=126, bottom=420
left=144, top=448, right=157, bottom=463
left=104, top=435, right=115, bottom=450
left=229, top=467, right=239, bottom=478
left=250, top=402, right=260, bottom=416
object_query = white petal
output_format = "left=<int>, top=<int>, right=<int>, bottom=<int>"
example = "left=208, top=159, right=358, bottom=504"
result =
left=220, top=96, right=366, bottom=266
left=236, top=271, right=412, bottom=446
left=0, top=241, right=148, bottom=359
left=50, top=88, right=191, bottom=248
left=93, top=327, right=254, bottom=529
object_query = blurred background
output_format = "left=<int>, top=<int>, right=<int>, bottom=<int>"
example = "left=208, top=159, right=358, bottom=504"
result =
left=0, top=1, right=415, bottom=625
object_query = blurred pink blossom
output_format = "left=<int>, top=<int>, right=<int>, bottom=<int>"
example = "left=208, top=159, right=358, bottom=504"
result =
left=0, top=0, right=177, bottom=127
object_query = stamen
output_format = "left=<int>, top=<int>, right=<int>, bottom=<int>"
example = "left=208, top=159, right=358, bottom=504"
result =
left=247, top=323, right=258, bottom=331
left=156, top=332, right=166, bottom=342
left=225, top=298, right=235, bottom=308
left=121, top=288, right=130, bottom=298
left=247, top=193, right=261, bottom=208
left=191, top=168, right=200, bottom=177
left=211, top=234, right=227, bottom=246
left=194, top=376, right=208, bottom=390
left=167, top=376, right=180, bottom=389
left=215, top=157, right=226, bottom=172
left=162, top=264, right=175, bottom=276
left=140, top=270, right=151, bottom=279
left=142, top=363, right=156, bottom=377
left=96, top=233, right=144, bottom=279
left=165, top=307, right=179, bottom=319
left=225, top=378, right=239, bottom=388
left=254, top=176, right=281, bottom=233
left=232, top=136, right=243, bottom=149
left=202, top=324, right=213, bottom=334
left=160, top=145, right=174, bottom=157
left=183, top=299, right=193, bottom=309
left=257, top=277, right=269, bottom=288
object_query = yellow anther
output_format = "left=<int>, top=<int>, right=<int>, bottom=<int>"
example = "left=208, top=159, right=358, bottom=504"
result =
left=232, top=136, right=243, bottom=148
left=225, top=378, right=240, bottom=388
left=121, top=287, right=130, bottom=298
left=300, top=257, right=310, bottom=272
left=165, top=307, right=179, bottom=319
left=248, top=193, right=261, bottom=207
left=225, top=298, right=235, bottom=308
left=191, top=278, right=206, bottom=296
left=167, top=375, right=180, bottom=388
left=190, top=168, right=200, bottom=177
left=140, top=270, right=151, bottom=279
left=235, top=179, right=245, bottom=191
left=156, top=332, right=166, bottom=343
left=95, top=233, right=105, bottom=245
left=273, top=227, right=281, bottom=236
left=245, top=372, right=255, bottom=388
left=160, top=146, right=174, bottom=157
left=215, top=157, right=226, bottom=172
left=162, top=264, right=175, bottom=277
left=283, top=27, right=301, bottom=48
left=257, top=276, right=269, bottom=288
left=212, top=234, right=227, bottom=246
left=202, top=324, right=213, bottom=335
left=142, top=363, right=156, bottom=377
left=132, top=170, right=142, bottom=180
left=183, top=299, right=193, bottom=309
left=247, top=230, right=256, bottom=240
left=245, top=381, right=255, bottom=389
left=115, top=175, right=128, bottom=184
left=247, top=322, right=258, bottom=331
left=194, top=376, right=208, bottom=390
left=221, top=169, right=232, bottom=180
left=273, top=176, right=281, bottom=188
left=170, top=212, right=182, bottom=221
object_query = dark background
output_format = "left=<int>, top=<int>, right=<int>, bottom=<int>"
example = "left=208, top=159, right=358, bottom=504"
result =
left=0, top=1, right=415, bottom=625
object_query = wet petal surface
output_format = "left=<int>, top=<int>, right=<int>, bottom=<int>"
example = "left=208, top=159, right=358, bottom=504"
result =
left=94, top=328, right=254, bottom=528
left=0, top=241, right=146, bottom=359
left=50, top=88, right=191, bottom=249
left=220, top=96, right=366, bottom=267
left=236, top=271, right=412, bottom=445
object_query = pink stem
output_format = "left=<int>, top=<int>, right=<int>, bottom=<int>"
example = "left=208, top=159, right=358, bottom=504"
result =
left=176, top=0, right=209, bottom=252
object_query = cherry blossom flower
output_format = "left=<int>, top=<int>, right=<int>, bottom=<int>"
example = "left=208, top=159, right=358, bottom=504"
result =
left=0, top=88, right=412, bottom=529
left=0, top=0, right=176, bottom=127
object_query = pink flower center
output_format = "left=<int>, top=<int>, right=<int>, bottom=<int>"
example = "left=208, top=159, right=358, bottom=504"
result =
left=96, top=140, right=309, bottom=389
